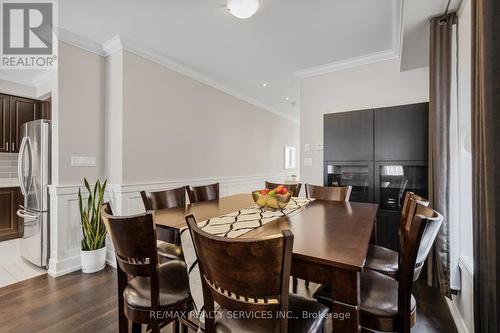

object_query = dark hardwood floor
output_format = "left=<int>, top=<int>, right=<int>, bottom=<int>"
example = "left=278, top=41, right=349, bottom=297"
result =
left=0, top=266, right=457, bottom=332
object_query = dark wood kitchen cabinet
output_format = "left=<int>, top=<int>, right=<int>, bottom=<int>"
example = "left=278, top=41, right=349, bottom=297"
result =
left=0, top=94, right=10, bottom=153
left=10, top=96, right=42, bottom=152
left=0, top=94, right=43, bottom=153
left=0, top=187, right=22, bottom=241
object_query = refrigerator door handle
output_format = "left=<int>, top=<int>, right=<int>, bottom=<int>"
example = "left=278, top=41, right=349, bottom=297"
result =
left=17, top=209, right=38, bottom=221
left=17, top=136, right=28, bottom=196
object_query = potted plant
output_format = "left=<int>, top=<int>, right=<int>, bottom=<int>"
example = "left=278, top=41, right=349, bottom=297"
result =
left=79, top=178, right=108, bottom=273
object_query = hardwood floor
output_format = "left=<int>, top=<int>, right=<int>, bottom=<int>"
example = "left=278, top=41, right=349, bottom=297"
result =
left=0, top=266, right=457, bottom=332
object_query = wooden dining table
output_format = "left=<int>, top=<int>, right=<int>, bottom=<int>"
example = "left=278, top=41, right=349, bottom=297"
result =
left=153, top=193, right=379, bottom=333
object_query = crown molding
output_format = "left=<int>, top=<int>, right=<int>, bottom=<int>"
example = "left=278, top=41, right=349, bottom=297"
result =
left=56, top=27, right=106, bottom=56
left=294, top=49, right=398, bottom=78
left=294, top=0, right=402, bottom=78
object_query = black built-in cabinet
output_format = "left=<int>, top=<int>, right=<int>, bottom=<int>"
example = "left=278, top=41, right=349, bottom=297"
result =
left=323, top=102, right=429, bottom=251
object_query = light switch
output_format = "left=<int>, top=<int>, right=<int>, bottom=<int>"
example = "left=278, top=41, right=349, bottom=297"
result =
left=304, top=144, right=310, bottom=152
left=304, top=158, right=313, bottom=167
left=71, top=156, right=96, bottom=167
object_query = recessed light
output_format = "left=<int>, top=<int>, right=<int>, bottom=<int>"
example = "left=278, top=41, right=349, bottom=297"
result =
left=262, top=83, right=268, bottom=87
left=284, top=97, right=289, bottom=101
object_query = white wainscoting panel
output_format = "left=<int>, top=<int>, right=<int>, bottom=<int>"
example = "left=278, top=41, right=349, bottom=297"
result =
left=447, top=256, right=474, bottom=333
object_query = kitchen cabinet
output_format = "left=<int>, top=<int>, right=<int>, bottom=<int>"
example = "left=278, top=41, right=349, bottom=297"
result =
left=0, top=94, right=43, bottom=153
left=10, top=96, right=42, bottom=152
left=0, top=94, right=9, bottom=153
left=374, top=103, right=428, bottom=161
left=0, top=187, right=22, bottom=241
left=323, top=102, right=429, bottom=251
left=324, top=110, right=373, bottom=161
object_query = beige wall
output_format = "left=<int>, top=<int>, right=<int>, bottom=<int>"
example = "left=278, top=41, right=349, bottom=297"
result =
left=300, top=59, right=429, bottom=185
left=118, top=51, right=299, bottom=184
left=55, top=42, right=105, bottom=185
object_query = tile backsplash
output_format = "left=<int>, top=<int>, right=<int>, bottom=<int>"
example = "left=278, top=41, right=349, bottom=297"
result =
left=0, top=154, right=18, bottom=179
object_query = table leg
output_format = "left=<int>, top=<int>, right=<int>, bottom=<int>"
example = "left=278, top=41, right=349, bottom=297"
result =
left=330, top=269, right=361, bottom=333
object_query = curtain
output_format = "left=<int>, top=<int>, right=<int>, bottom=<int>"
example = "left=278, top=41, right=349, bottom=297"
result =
left=427, top=13, right=457, bottom=298
left=471, top=0, right=500, bottom=331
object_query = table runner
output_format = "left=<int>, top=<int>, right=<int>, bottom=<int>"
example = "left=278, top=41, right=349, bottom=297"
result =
left=197, top=197, right=314, bottom=238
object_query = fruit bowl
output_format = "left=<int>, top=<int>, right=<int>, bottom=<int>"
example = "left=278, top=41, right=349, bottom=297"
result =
left=252, top=185, right=292, bottom=209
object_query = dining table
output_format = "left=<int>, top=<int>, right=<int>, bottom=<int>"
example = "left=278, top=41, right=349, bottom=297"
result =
left=153, top=193, right=379, bottom=333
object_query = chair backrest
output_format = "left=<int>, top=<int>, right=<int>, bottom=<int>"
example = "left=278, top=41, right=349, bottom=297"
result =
left=397, top=204, right=443, bottom=333
left=265, top=181, right=302, bottom=197
left=412, top=204, right=444, bottom=280
left=186, top=183, right=219, bottom=203
left=398, top=192, right=429, bottom=255
left=305, top=184, right=352, bottom=202
left=140, top=186, right=186, bottom=211
left=101, top=203, right=158, bottom=277
left=185, top=214, right=293, bottom=333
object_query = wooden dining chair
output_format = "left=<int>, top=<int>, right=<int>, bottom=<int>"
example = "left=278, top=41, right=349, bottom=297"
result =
left=186, top=183, right=219, bottom=203
left=140, top=187, right=186, bottom=262
left=185, top=214, right=328, bottom=333
left=101, top=203, right=193, bottom=333
left=265, top=181, right=302, bottom=197
left=141, top=187, right=186, bottom=211
left=305, top=183, right=352, bottom=201
left=365, top=192, right=429, bottom=278
left=313, top=203, right=443, bottom=333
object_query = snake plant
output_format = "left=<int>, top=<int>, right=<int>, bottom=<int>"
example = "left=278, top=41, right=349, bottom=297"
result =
left=79, top=178, right=108, bottom=251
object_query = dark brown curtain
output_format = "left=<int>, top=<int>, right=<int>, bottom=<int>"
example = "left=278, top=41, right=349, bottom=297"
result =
left=427, top=13, right=456, bottom=298
left=471, top=0, right=500, bottom=331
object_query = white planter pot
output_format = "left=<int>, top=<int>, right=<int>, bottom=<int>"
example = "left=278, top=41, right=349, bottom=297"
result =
left=81, top=247, right=107, bottom=273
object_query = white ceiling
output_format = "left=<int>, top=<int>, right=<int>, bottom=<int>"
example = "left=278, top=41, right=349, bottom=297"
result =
left=0, top=69, right=47, bottom=86
left=57, top=0, right=399, bottom=120
left=0, top=0, right=457, bottom=120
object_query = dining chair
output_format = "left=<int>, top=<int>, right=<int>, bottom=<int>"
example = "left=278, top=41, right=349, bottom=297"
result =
left=186, top=183, right=219, bottom=203
left=101, top=203, right=193, bottom=333
left=305, top=183, right=352, bottom=201
left=140, top=187, right=186, bottom=262
left=313, top=203, right=443, bottom=333
left=365, top=192, right=429, bottom=278
left=185, top=214, right=328, bottom=333
left=291, top=183, right=352, bottom=294
left=265, top=181, right=302, bottom=197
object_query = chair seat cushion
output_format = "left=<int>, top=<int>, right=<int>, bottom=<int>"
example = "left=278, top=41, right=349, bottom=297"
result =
left=157, top=240, right=183, bottom=260
left=365, top=245, right=398, bottom=277
left=124, top=260, right=191, bottom=309
left=214, top=294, right=328, bottom=333
left=312, top=270, right=416, bottom=332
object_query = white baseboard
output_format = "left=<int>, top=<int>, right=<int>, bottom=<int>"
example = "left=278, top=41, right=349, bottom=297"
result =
left=48, top=256, right=82, bottom=277
left=446, top=298, right=470, bottom=333
left=446, top=255, right=474, bottom=333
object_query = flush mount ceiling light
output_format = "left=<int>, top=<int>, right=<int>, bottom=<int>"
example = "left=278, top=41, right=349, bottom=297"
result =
left=227, top=0, right=260, bottom=19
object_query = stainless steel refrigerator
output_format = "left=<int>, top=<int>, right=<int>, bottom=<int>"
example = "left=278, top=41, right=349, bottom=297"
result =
left=16, top=119, right=51, bottom=267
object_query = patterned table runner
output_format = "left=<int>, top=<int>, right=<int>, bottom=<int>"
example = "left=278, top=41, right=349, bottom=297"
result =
left=181, top=196, right=314, bottom=316
left=197, top=197, right=314, bottom=238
